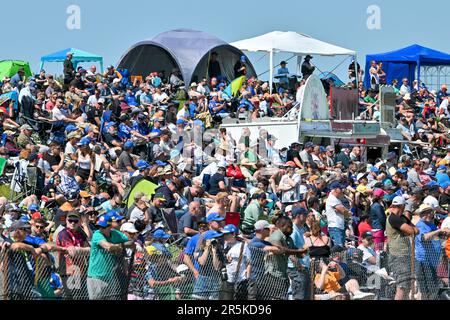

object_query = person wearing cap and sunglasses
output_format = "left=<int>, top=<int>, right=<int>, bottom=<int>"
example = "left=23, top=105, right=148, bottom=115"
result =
left=86, top=213, right=135, bottom=300
left=326, top=182, right=351, bottom=247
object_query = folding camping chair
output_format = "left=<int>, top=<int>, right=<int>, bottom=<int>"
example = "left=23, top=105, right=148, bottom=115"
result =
left=9, top=159, right=37, bottom=202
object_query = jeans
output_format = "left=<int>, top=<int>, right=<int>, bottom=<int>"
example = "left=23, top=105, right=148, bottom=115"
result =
left=328, top=227, right=346, bottom=247
left=192, top=275, right=222, bottom=300
left=287, top=267, right=311, bottom=300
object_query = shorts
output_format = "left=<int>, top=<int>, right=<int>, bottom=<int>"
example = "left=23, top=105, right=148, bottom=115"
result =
left=76, top=168, right=94, bottom=181
left=388, top=255, right=412, bottom=290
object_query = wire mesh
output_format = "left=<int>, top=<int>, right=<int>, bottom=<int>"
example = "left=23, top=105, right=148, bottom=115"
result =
left=0, top=235, right=448, bottom=300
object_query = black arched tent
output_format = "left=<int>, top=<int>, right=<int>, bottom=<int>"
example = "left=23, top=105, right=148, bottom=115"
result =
left=117, top=29, right=256, bottom=84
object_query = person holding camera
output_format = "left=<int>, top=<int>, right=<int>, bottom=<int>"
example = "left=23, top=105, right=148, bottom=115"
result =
left=192, top=229, right=226, bottom=300
left=220, top=224, right=250, bottom=300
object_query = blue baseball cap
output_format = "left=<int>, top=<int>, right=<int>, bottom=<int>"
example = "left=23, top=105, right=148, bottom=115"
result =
left=203, top=230, right=224, bottom=240
left=107, top=210, right=125, bottom=222
left=153, top=229, right=171, bottom=239
left=397, top=168, right=407, bottom=174
left=65, top=124, right=78, bottom=133
left=77, top=137, right=91, bottom=146
left=240, top=55, right=246, bottom=62
left=206, top=212, right=225, bottom=223
left=28, top=203, right=39, bottom=212
left=370, top=166, right=380, bottom=173
left=438, top=165, right=447, bottom=171
left=96, top=214, right=112, bottom=228
left=155, top=160, right=168, bottom=167
left=221, top=224, right=239, bottom=234
left=292, top=206, right=308, bottom=217
left=176, top=119, right=186, bottom=126
left=136, top=160, right=150, bottom=170
left=329, top=181, right=342, bottom=190
left=106, top=122, right=116, bottom=129
left=124, top=141, right=135, bottom=149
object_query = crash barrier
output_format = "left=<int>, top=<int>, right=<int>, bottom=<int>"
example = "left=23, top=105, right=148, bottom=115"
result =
left=1, top=236, right=449, bottom=300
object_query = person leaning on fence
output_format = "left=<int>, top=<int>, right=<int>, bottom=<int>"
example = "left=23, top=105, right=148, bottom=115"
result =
left=260, top=216, right=308, bottom=300
left=385, top=196, right=419, bottom=300
left=414, top=204, right=450, bottom=300
left=56, top=212, right=91, bottom=299
left=192, top=230, right=225, bottom=300
left=86, top=213, right=135, bottom=300
left=220, top=224, right=251, bottom=300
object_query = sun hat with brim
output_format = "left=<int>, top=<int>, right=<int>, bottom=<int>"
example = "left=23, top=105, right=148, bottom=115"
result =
left=153, top=193, right=167, bottom=202
left=415, top=204, right=434, bottom=215
left=203, top=230, right=224, bottom=240
left=9, top=220, right=31, bottom=231
left=153, top=229, right=171, bottom=239
left=20, top=124, right=33, bottom=131
left=67, top=212, right=81, bottom=219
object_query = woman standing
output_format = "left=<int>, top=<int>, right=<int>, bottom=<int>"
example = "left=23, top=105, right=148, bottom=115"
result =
left=369, top=188, right=387, bottom=250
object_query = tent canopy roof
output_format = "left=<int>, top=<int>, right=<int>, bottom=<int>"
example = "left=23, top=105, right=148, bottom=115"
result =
left=118, top=29, right=256, bottom=85
left=41, top=47, right=103, bottom=63
left=366, top=44, right=450, bottom=66
left=230, top=31, right=356, bottom=56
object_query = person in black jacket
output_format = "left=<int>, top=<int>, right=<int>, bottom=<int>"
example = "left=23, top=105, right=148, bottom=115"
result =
left=63, top=52, right=75, bottom=86
left=301, top=55, right=315, bottom=80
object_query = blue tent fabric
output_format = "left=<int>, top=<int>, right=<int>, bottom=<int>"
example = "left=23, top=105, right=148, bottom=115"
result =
left=40, top=48, right=104, bottom=72
left=364, top=44, right=450, bottom=88
left=117, top=29, right=257, bottom=86
left=320, top=72, right=345, bottom=86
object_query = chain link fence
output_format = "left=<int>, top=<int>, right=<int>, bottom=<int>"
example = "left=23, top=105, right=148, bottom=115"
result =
left=1, top=236, right=449, bottom=300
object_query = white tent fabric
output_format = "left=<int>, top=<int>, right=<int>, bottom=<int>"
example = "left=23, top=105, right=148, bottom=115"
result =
left=230, top=31, right=357, bottom=93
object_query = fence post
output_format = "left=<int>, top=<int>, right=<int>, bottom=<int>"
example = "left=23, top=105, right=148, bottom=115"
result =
left=410, top=236, right=415, bottom=300
left=2, top=250, right=10, bottom=300
left=309, top=258, right=315, bottom=301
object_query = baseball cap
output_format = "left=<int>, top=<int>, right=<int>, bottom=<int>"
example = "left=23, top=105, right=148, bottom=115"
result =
left=361, top=231, right=373, bottom=240
left=155, top=160, right=168, bottom=167
left=438, top=165, right=447, bottom=171
left=153, top=193, right=167, bottom=202
left=65, top=124, right=78, bottom=133
left=77, top=137, right=91, bottom=146
left=423, top=196, right=440, bottom=209
left=373, top=188, right=386, bottom=198
left=9, top=220, right=31, bottom=231
left=67, top=131, right=81, bottom=139
left=107, top=210, right=125, bottom=222
left=285, top=205, right=293, bottom=213
left=370, top=166, right=380, bottom=173
left=67, top=212, right=81, bottom=219
left=20, top=124, right=33, bottom=131
left=206, top=212, right=225, bottom=223
left=254, top=220, right=270, bottom=231
left=28, top=203, right=39, bottom=212
left=98, top=98, right=105, bottom=104
left=356, top=173, right=368, bottom=181
left=176, top=119, right=186, bottom=126
left=121, top=222, right=138, bottom=234
left=292, top=206, right=308, bottom=217
left=305, top=142, right=315, bottom=148
left=221, top=224, right=239, bottom=234
left=329, top=181, right=342, bottom=190
left=124, top=141, right=135, bottom=149
left=392, top=196, right=406, bottom=206
left=153, top=229, right=171, bottom=239
left=113, top=78, right=121, bottom=84
left=203, top=230, right=223, bottom=240
left=96, top=214, right=112, bottom=228
left=136, top=160, right=150, bottom=170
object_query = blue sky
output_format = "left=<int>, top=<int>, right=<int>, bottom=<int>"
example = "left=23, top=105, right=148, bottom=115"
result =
left=3, top=0, right=446, bottom=81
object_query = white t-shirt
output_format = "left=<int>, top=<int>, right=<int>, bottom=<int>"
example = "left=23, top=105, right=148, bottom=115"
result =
left=153, top=92, right=168, bottom=104
left=177, top=108, right=189, bottom=120
left=325, top=193, right=345, bottom=230
left=52, top=107, right=67, bottom=121
left=357, top=244, right=378, bottom=272
left=87, top=95, right=98, bottom=107
left=280, top=173, right=301, bottom=203
left=440, top=216, right=450, bottom=230
left=439, top=99, right=450, bottom=118
left=225, top=241, right=251, bottom=283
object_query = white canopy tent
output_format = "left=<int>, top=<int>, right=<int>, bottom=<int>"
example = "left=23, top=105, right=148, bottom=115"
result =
left=230, top=31, right=357, bottom=93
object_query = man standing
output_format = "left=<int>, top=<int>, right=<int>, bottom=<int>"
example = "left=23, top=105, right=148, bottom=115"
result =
left=64, top=52, right=75, bottom=87
left=288, top=206, right=311, bottom=300
left=87, top=214, right=135, bottom=300
left=325, top=182, right=351, bottom=247
left=301, top=55, right=315, bottom=80
left=208, top=52, right=222, bottom=79
left=234, top=56, right=247, bottom=79
left=386, top=196, right=418, bottom=300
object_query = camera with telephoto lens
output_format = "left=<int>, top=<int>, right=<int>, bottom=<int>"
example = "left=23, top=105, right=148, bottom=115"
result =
left=210, top=239, right=218, bottom=246
left=220, top=267, right=228, bottom=282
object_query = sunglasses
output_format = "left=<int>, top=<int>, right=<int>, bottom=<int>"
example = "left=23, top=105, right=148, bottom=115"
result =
left=35, top=225, right=46, bottom=230
left=68, top=219, right=80, bottom=224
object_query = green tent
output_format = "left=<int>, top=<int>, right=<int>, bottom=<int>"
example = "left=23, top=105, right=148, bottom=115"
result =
left=0, top=60, right=32, bottom=80
left=126, top=178, right=158, bottom=209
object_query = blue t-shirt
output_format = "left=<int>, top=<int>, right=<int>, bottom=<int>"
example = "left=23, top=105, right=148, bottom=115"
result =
left=189, top=103, right=198, bottom=119
left=184, top=233, right=201, bottom=270
left=290, top=224, right=309, bottom=268
left=125, top=93, right=139, bottom=107
left=415, top=219, right=441, bottom=266
left=248, top=237, right=272, bottom=280
left=132, top=120, right=150, bottom=136
left=24, top=235, right=46, bottom=247
left=436, top=172, right=450, bottom=185
left=208, top=100, right=226, bottom=115
left=118, top=123, right=132, bottom=140
left=239, top=98, right=254, bottom=112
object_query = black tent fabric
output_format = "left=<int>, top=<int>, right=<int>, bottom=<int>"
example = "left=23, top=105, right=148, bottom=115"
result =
left=117, top=29, right=256, bottom=84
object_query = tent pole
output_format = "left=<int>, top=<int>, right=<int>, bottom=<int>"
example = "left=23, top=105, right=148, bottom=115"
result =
left=417, top=60, right=421, bottom=88
left=269, top=49, right=274, bottom=94
left=354, top=54, right=359, bottom=88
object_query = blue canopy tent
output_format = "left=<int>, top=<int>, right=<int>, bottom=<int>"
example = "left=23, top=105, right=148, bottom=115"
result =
left=364, top=44, right=450, bottom=89
left=40, top=48, right=104, bottom=73
left=320, top=72, right=345, bottom=87
left=117, top=29, right=256, bottom=85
